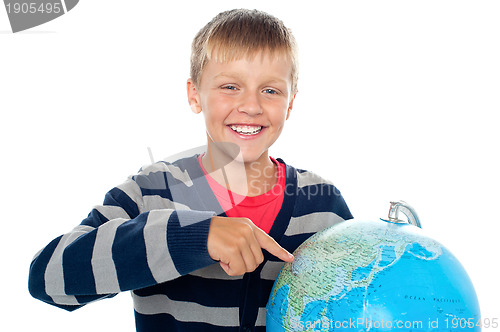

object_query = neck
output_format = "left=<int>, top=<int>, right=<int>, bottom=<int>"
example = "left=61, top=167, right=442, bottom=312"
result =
left=201, top=145, right=277, bottom=197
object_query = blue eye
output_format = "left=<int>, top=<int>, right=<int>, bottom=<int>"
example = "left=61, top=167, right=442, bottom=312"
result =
left=222, top=85, right=237, bottom=90
left=264, top=88, right=278, bottom=94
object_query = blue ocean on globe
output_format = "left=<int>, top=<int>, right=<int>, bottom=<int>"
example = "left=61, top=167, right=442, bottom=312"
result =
left=266, top=217, right=481, bottom=331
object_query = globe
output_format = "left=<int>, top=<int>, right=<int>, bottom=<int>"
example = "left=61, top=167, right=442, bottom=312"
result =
left=267, top=202, right=481, bottom=331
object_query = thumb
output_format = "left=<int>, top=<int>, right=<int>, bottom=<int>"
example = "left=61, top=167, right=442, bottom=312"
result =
left=253, top=226, right=294, bottom=262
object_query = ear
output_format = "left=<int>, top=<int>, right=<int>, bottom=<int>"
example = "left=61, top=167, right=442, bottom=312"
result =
left=286, top=92, right=297, bottom=120
left=187, top=79, right=202, bottom=114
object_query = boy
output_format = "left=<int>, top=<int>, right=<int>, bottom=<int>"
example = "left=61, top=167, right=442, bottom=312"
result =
left=28, top=9, right=352, bottom=331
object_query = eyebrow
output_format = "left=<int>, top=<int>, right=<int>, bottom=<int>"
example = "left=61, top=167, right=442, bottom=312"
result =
left=213, top=73, right=239, bottom=80
left=213, top=73, right=288, bottom=85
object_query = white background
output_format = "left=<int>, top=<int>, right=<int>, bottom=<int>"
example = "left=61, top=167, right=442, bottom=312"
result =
left=1, top=1, right=499, bottom=330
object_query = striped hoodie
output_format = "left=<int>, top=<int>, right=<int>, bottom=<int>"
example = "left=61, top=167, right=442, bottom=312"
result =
left=28, top=154, right=353, bottom=331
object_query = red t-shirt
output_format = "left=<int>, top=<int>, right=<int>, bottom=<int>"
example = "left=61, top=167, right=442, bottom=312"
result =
left=198, top=155, right=286, bottom=234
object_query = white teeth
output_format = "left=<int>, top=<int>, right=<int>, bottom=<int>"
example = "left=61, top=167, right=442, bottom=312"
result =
left=229, top=125, right=263, bottom=135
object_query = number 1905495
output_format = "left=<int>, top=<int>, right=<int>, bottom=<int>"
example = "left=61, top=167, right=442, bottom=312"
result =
left=444, top=317, right=498, bottom=329
left=6, top=2, right=62, bottom=14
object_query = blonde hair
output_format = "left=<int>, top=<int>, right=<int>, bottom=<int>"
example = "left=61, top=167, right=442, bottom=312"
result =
left=190, top=9, right=299, bottom=94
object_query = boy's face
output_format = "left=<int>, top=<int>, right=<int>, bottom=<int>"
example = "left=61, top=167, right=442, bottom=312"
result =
left=187, top=51, right=295, bottom=165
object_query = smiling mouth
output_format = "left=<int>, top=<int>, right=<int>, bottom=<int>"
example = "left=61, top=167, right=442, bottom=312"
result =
left=229, top=125, right=263, bottom=135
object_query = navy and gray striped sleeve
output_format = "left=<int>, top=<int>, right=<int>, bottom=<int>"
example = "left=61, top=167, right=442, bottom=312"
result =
left=28, top=179, right=216, bottom=311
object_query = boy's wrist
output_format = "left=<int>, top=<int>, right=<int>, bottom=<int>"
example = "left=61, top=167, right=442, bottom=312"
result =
left=167, top=210, right=217, bottom=275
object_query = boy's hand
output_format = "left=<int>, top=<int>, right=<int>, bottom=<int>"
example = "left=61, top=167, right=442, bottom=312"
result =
left=207, top=216, right=294, bottom=276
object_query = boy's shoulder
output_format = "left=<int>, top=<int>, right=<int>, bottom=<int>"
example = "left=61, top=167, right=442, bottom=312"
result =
left=130, top=154, right=201, bottom=190
left=279, top=160, right=353, bottom=228
left=278, top=158, right=344, bottom=200
left=296, top=168, right=334, bottom=187
left=137, top=154, right=199, bottom=174
left=280, top=160, right=335, bottom=189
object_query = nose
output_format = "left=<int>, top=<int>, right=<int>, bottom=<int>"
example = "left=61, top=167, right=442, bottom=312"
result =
left=237, top=90, right=263, bottom=116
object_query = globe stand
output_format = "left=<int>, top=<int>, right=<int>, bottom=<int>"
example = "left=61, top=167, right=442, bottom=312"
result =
left=382, top=200, right=422, bottom=228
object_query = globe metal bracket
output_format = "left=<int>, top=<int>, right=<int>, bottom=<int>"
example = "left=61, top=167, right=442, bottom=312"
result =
left=384, top=200, right=422, bottom=228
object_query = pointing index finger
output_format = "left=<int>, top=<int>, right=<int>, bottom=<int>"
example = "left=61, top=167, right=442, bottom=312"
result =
left=252, top=225, right=294, bottom=262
